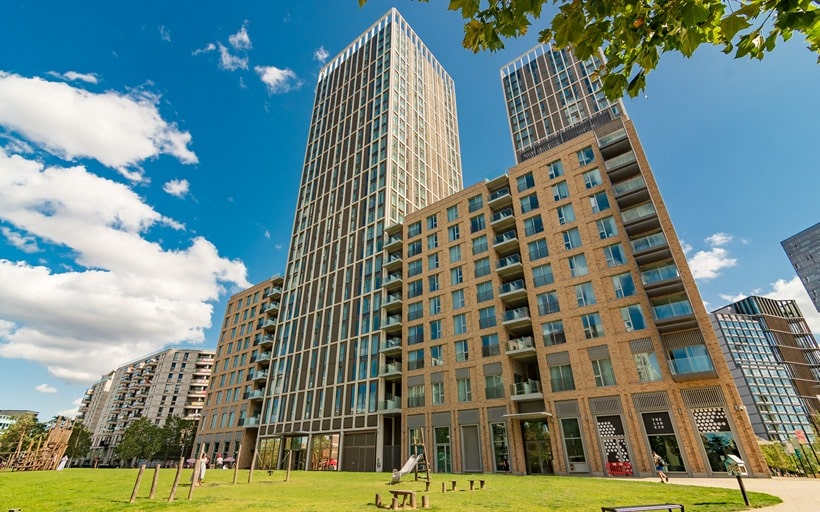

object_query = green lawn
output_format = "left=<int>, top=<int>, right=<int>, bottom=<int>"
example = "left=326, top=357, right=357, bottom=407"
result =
left=0, top=468, right=780, bottom=512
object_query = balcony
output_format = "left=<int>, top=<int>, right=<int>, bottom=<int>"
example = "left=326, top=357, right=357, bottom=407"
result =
left=488, top=184, right=512, bottom=209
left=597, top=127, right=629, bottom=158
left=668, top=354, right=717, bottom=382
left=631, top=232, right=672, bottom=265
left=641, top=263, right=684, bottom=297
left=652, top=297, right=697, bottom=332
left=258, top=335, right=274, bottom=348
left=377, top=397, right=402, bottom=415
left=383, top=272, right=403, bottom=291
left=193, top=367, right=211, bottom=376
left=263, top=302, right=280, bottom=315
left=496, top=253, right=524, bottom=278
left=385, top=234, right=403, bottom=251
left=244, top=416, right=261, bottom=427
left=383, top=292, right=403, bottom=312
left=380, top=337, right=402, bottom=356
left=245, top=389, right=264, bottom=401
left=604, top=150, right=640, bottom=181
left=384, top=251, right=403, bottom=271
left=253, top=352, right=272, bottom=366
left=383, top=314, right=402, bottom=334
left=263, top=287, right=282, bottom=299
left=262, top=319, right=277, bottom=331
left=510, top=380, right=543, bottom=401
left=621, top=202, right=660, bottom=236
left=251, top=370, right=269, bottom=382
left=379, top=362, right=402, bottom=380
left=612, top=175, right=649, bottom=208
left=490, top=207, right=516, bottom=231
left=499, top=279, right=527, bottom=305
left=503, top=306, right=532, bottom=331
left=187, top=388, right=207, bottom=398
left=493, top=230, right=519, bottom=254
left=505, top=336, right=536, bottom=360
left=190, top=378, right=209, bottom=386
left=186, top=400, right=205, bottom=408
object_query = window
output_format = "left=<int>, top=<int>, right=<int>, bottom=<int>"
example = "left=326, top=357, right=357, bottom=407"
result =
left=428, top=253, right=440, bottom=270
left=537, top=291, right=560, bottom=315
left=556, top=203, right=575, bottom=225
left=592, top=358, right=616, bottom=387
left=528, top=239, right=549, bottom=260
left=561, top=418, right=587, bottom=465
left=577, top=146, right=596, bottom=166
left=408, top=324, right=424, bottom=344
left=451, top=289, right=465, bottom=309
left=477, top=281, right=494, bottom=302
left=575, top=282, right=597, bottom=306
left=482, top=334, right=500, bottom=357
left=428, top=274, right=440, bottom=292
left=563, top=227, right=582, bottom=250
left=532, top=263, right=554, bottom=287
left=479, top=306, right=497, bottom=329
left=596, top=217, right=618, bottom=239
left=448, top=224, right=460, bottom=242
left=472, top=235, right=488, bottom=255
left=407, top=240, right=421, bottom=256
left=450, top=266, right=463, bottom=285
left=470, top=214, right=486, bottom=233
left=447, top=205, right=459, bottom=221
left=485, top=374, right=504, bottom=399
left=582, top=168, right=602, bottom=188
left=603, top=243, right=627, bottom=267
left=455, top=339, right=469, bottom=361
left=542, top=320, right=566, bottom=346
left=449, top=245, right=462, bottom=263
left=453, top=314, right=467, bottom=335
left=524, top=215, right=544, bottom=236
left=517, top=172, right=535, bottom=192
left=408, top=279, right=423, bottom=298
left=552, top=181, right=569, bottom=201
left=581, top=313, right=605, bottom=339
left=429, top=296, right=441, bottom=315
left=474, top=257, right=491, bottom=277
left=407, top=221, right=422, bottom=237
left=407, top=259, right=422, bottom=277
left=457, top=378, right=472, bottom=402
left=468, top=194, right=484, bottom=212
left=550, top=364, right=575, bottom=391
left=408, top=384, right=425, bottom=407
left=612, top=272, right=636, bottom=298
left=520, top=193, right=539, bottom=213
left=427, top=233, right=438, bottom=249
left=430, top=320, right=442, bottom=340
left=634, top=352, right=663, bottom=382
left=408, top=349, right=424, bottom=370
left=408, top=301, right=424, bottom=321
left=432, top=381, right=444, bottom=404
left=589, top=191, right=611, bottom=213
left=568, top=253, right=589, bottom=277
left=547, top=159, right=564, bottom=179
left=620, top=304, right=647, bottom=332
left=430, top=345, right=443, bottom=366
left=427, top=214, right=438, bottom=230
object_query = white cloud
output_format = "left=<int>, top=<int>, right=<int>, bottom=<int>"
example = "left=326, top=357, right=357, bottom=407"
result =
left=314, top=46, right=329, bottom=63
left=56, top=397, right=83, bottom=419
left=1, top=226, right=40, bottom=253
left=0, top=149, right=250, bottom=384
left=163, top=178, right=190, bottom=198
left=217, top=43, right=248, bottom=71
left=254, top=65, right=301, bottom=94
left=36, top=383, right=57, bottom=393
left=159, top=25, right=171, bottom=42
left=264, top=229, right=271, bottom=239
left=47, top=71, right=99, bottom=84
left=228, top=23, right=252, bottom=50
left=685, top=233, right=738, bottom=281
left=192, top=43, right=216, bottom=56
left=0, top=72, right=197, bottom=171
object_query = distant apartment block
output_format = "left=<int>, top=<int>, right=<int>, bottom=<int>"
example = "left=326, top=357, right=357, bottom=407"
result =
left=0, top=410, right=38, bottom=432
left=194, top=276, right=282, bottom=467
left=782, top=222, right=820, bottom=312
left=712, top=296, right=820, bottom=442
left=78, top=348, right=215, bottom=464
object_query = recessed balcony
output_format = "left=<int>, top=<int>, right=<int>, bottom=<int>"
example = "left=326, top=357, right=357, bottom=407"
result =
left=251, top=370, right=269, bottom=382
left=499, top=279, right=528, bottom=305
left=496, top=253, right=524, bottom=278
left=383, top=314, right=403, bottom=334
left=383, top=272, right=403, bottom=292
left=510, top=380, right=543, bottom=401
left=377, top=396, right=402, bottom=415
left=385, top=234, right=403, bottom=251
left=384, top=252, right=403, bottom=271
left=491, top=207, right=516, bottom=231
left=379, top=362, right=402, bottom=380
left=382, top=292, right=403, bottom=312
left=668, top=354, right=717, bottom=382
left=380, top=337, right=402, bottom=356
left=258, top=335, right=274, bottom=348
left=604, top=150, right=640, bottom=181
left=493, top=230, right=519, bottom=254
left=503, top=306, right=532, bottom=331
left=244, top=389, right=264, bottom=401
left=488, top=184, right=513, bottom=209
left=505, top=335, right=536, bottom=359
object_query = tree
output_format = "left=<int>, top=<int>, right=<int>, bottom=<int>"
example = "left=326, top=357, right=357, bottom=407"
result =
left=65, top=421, right=92, bottom=460
left=0, top=414, right=47, bottom=455
left=115, top=417, right=162, bottom=463
left=359, top=0, right=819, bottom=99
left=157, top=416, right=197, bottom=460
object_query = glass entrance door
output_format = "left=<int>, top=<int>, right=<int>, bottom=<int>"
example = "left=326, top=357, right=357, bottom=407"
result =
left=522, top=421, right=553, bottom=474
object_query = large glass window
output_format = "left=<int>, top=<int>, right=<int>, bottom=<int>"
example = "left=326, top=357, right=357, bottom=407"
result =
left=449, top=245, right=462, bottom=263
left=428, top=252, right=439, bottom=270
left=581, top=312, right=604, bottom=339
left=448, top=224, right=461, bottom=242
left=407, top=301, right=423, bottom=321
left=431, top=381, right=444, bottom=405
left=479, top=306, right=497, bottom=329
left=428, top=274, right=440, bottom=292
left=612, top=272, right=636, bottom=298
left=582, top=168, right=602, bottom=188
left=407, top=221, right=422, bottom=237
left=477, top=281, right=494, bottom=302
left=537, top=291, right=560, bottom=315
left=556, top=203, right=575, bottom=225
left=481, top=334, right=500, bottom=357
left=408, top=279, right=423, bottom=298
left=550, top=364, right=575, bottom=391
left=468, top=194, right=483, bottom=212
left=485, top=374, right=504, bottom=399
left=533, top=263, right=555, bottom=287
left=524, top=215, right=545, bottom=236
left=604, top=243, right=627, bottom=267
left=429, top=296, right=441, bottom=316
left=426, top=214, right=437, bottom=230
left=472, top=235, right=488, bottom=255
left=547, top=160, right=564, bottom=179
left=407, top=259, right=422, bottom=277
left=451, top=289, right=465, bottom=309
left=434, top=426, right=452, bottom=472
left=453, top=314, right=467, bottom=335
left=457, top=378, right=472, bottom=402
left=568, top=253, right=589, bottom=277
left=447, top=205, right=458, bottom=221
left=634, top=351, right=663, bottom=382
left=542, top=320, right=566, bottom=346
left=589, top=191, right=611, bottom=213
left=407, top=324, right=424, bottom=345
left=451, top=266, right=464, bottom=285
left=407, top=385, right=424, bottom=407
left=575, top=282, right=597, bottom=307
left=430, top=319, right=442, bottom=340
left=563, top=227, right=582, bottom=249
left=427, top=233, right=438, bottom=249
left=474, top=257, right=491, bottom=277
left=561, top=418, right=587, bottom=465
left=577, top=146, right=596, bottom=166
left=491, top=423, right=511, bottom=472
left=528, top=239, right=549, bottom=260
left=430, top=345, right=443, bottom=367
left=643, top=412, right=685, bottom=472
left=408, top=349, right=424, bottom=370
left=620, top=304, right=647, bottom=332
left=592, top=358, right=617, bottom=387
left=520, top=193, right=540, bottom=213
left=552, top=181, right=569, bottom=201
left=470, top=214, right=486, bottom=233
left=407, top=240, right=422, bottom=256
left=596, top=217, right=618, bottom=239
left=455, top=339, right=470, bottom=361
left=517, top=172, right=535, bottom=192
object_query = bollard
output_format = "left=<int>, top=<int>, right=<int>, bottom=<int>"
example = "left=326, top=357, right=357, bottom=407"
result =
left=390, top=497, right=398, bottom=510
left=441, top=481, right=446, bottom=493
left=148, top=463, right=161, bottom=499
left=129, top=464, right=146, bottom=503
left=375, top=493, right=382, bottom=507
left=167, top=457, right=184, bottom=502
left=422, top=495, right=430, bottom=509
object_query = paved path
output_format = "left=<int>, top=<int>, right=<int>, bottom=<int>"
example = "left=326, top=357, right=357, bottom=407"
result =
left=637, top=476, right=820, bottom=511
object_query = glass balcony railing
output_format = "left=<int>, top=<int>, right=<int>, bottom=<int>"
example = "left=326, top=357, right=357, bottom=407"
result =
left=668, top=355, right=714, bottom=375
left=500, top=279, right=526, bottom=295
left=492, top=207, right=514, bottom=223
left=494, top=230, right=518, bottom=245
left=631, top=232, right=668, bottom=253
left=604, top=150, right=637, bottom=170
left=511, top=380, right=542, bottom=396
left=641, top=264, right=680, bottom=285
left=380, top=362, right=402, bottom=375
left=384, top=315, right=402, bottom=327
left=489, top=186, right=511, bottom=201
left=621, top=203, right=657, bottom=223
left=597, top=128, right=627, bottom=147
left=504, top=307, right=530, bottom=322
left=497, top=254, right=522, bottom=269
left=506, top=336, right=534, bottom=351
left=651, top=299, right=693, bottom=320
left=612, top=175, right=646, bottom=196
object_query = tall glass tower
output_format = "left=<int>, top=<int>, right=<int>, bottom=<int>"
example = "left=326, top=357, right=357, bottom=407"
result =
left=258, top=8, right=462, bottom=472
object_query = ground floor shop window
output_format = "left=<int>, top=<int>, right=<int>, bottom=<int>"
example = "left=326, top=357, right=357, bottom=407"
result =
left=597, top=415, right=630, bottom=463
left=434, top=427, right=451, bottom=473
left=490, top=422, right=510, bottom=472
left=642, top=412, right=685, bottom=472
left=561, top=418, right=587, bottom=469
left=692, top=407, right=739, bottom=472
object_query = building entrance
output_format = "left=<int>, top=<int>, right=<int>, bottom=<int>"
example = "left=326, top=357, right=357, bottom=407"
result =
left=522, top=421, right=553, bottom=474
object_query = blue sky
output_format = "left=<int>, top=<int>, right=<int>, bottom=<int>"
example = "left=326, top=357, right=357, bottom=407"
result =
left=0, top=1, right=818, bottom=420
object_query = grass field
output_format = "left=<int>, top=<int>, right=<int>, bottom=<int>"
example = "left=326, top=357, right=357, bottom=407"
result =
left=0, top=468, right=781, bottom=512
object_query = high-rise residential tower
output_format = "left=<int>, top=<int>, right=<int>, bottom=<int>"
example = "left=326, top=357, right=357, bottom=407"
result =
left=193, top=276, right=282, bottom=467
left=500, top=45, right=625, bottom=163
left=712, top=296, right=820, bottom=442
left=258, top=9, right=462, bottom=472
left=782, top=222, right=820, bottom=313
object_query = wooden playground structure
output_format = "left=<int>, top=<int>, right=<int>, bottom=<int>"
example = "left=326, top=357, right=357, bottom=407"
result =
left=3, top=416, right=74, bottom=471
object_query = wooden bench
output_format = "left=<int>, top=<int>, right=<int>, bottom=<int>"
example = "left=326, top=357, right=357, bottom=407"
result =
left=468, top=479, right=485, bottom=490
left=388, top=489, right=416, bottom=509
left=601, top=504, right=684, bottom=512
left=606, top=461, right=634, bottom=476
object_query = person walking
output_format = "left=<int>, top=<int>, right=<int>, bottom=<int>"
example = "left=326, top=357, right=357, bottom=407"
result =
left=653, top=452, right=669, bottom=483
left=196, top=453, right=209, bottom=486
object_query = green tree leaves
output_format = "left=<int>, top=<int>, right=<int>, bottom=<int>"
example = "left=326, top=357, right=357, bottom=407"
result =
left=115, top=417, right=162, bottom=462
